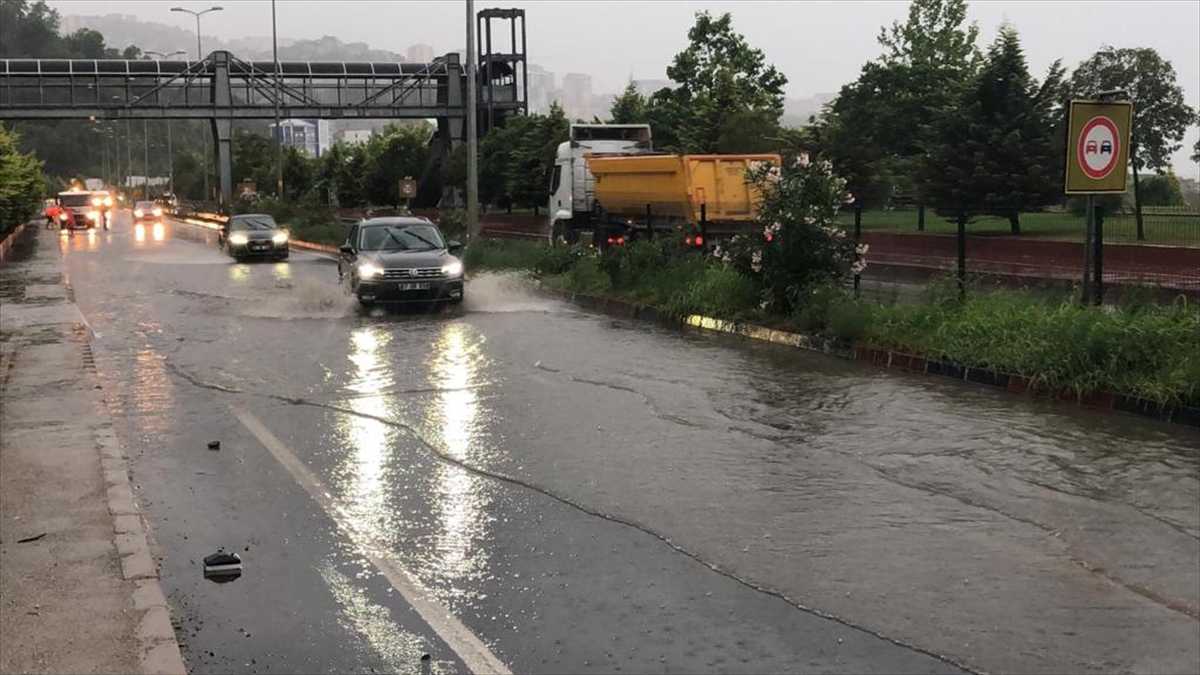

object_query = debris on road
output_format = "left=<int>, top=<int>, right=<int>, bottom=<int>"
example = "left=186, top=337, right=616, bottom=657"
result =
left=202, top=548, right=243, bottom=581
left=16, top=532, right=47, bottom=543
left=207, top=441, right=221, bottom=450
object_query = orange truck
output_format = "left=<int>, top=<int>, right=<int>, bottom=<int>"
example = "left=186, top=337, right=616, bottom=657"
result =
left=547, top=124, right=779, bottom=248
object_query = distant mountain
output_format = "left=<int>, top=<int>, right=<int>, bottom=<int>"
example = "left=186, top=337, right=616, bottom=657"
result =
left=60, top=13, right=408, bottom=62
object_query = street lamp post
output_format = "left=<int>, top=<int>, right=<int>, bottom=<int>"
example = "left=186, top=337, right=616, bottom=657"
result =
left=170, top=6, right=223, bottom=201
left=145, top=50, right=187, bottom=195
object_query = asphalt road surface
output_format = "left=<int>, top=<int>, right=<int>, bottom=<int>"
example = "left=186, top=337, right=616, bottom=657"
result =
left=57, top=213, right=1199, bottom=674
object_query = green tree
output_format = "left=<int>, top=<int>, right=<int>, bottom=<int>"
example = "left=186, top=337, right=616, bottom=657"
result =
left=1139, top=170, right=1186, bottom=207
left=364, top=123, right=431, bottom=206
left=653, top=12, right=786, bottom=153
left=1070, top=47, right=1197, bottom=239
left=0, top=0, right=68, bottom=58
left=921, top=27, right=1064, bottom=233
left=608, top=81, right=648, bottom=124
left=231, top=129, right=276, bottom=196
left=0, top=124, right=46, bottom=232
left=815, top=0, right=981, bottom=207
left=281, top=145, right=316, bottom=201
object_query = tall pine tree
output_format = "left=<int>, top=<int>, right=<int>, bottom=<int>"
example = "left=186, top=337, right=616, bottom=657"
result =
left=921, top=25, right=1064, bottom=233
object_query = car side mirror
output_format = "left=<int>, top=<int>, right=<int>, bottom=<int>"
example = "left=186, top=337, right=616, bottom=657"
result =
left=339, top=243, right=355, bottom=255
left=447, top=240, right=463, bottom=254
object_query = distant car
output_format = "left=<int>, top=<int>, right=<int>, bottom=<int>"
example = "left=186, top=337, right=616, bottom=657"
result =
left=337, top=217, right=464, bottom=308
left=220, top=213, right=289, bottom=262
left=133, top=201, right=163, bottom=223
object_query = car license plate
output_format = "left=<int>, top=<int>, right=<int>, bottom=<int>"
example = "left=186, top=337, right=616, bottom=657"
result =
left=398, top=282, right=431, bottom=291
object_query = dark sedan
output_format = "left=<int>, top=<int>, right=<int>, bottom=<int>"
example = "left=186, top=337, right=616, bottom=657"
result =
left=337, top=217, right=464, bottom=307
left=220, top=213, right=290, bottom=262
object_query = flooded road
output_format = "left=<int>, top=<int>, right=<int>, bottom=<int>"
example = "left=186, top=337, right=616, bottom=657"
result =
left=61, top=215, right=1199, bottom=674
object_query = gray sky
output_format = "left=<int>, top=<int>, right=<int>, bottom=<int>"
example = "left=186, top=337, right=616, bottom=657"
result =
left=49, top=0, right=1200, bottom=176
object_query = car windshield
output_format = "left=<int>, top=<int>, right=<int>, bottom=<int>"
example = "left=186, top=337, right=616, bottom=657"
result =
left=230, top=216, right=278, bottom=231
left=58, top=193, right=90, bottom=207
left=358, top=223, right=444, bottom=251
left=136, top=202, right=155, bottom=210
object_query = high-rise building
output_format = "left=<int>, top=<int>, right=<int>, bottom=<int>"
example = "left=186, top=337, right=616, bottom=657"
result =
left=406, top=44, right=435, bottom=63
left=561, top=73, right=593, bottom=121
left=526, top=64, right=556, bottom=114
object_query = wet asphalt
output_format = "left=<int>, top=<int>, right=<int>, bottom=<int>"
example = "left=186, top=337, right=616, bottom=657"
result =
left=53, top=213, right=1200, bottom=674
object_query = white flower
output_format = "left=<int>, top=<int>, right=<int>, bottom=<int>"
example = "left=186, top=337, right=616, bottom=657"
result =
left=856, top=243, right=870, bottom=256
left=795, top=153, right=810, bottom=168
left=750, top=250, right=763, bottom=273
left=845, top=192, right=856, bottom=204
left=760, top=300, right=770, bottom=310
left=850, top=259, right=867, bottom=275
left=712, top=245, right=724, bottom=258
left=770, top=221, right=782, bottom=233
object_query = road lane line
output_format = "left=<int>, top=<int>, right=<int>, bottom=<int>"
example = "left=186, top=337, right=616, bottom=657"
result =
left=231, top=405, right=512, bottom=675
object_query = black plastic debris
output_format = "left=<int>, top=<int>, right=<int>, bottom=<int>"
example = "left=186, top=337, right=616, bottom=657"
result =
left=207, top=441, right=221, bottom=450
left=203, top=549, right=242, bottom=581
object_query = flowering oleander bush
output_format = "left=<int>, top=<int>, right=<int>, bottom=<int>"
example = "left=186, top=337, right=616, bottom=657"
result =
left=713, top=155, right=861, bottom=314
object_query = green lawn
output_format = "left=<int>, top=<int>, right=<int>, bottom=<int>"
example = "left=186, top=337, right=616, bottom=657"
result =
left=835, top=208, right=1200, bottom=247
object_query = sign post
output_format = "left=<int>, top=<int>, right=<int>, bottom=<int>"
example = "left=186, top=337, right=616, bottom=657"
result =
left=1065, top=99, right=1132, bottom=305
left=398, top=178, right=417, bottom=211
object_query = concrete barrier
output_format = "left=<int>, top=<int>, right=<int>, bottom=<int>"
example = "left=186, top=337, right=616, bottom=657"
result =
left=0, top=222, right=28, bottom=262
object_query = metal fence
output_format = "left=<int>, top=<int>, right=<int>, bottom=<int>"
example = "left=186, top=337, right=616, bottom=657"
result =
left=846, top=205, right=1200, bottom=300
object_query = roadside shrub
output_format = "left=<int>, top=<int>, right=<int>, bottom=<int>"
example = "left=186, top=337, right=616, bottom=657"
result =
left=462, top=238, right=541, bottom=271
left=533, top=243, right=586, bottom=276
left=660, top=263, right=760, bottom=322
left=713, top=156, right=860, bottom=315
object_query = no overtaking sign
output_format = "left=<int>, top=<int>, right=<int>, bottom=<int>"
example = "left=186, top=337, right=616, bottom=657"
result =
left=1064, top=100, right=1133, bottom=194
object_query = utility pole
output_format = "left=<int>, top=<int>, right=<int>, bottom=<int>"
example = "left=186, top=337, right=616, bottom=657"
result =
left=466, top=0, right=479, bottom=241
left=171, top=6, right=224, bottom=201
left=272, top=0, right=283, bottom=200
left=145, top=50, right=187, bottom=195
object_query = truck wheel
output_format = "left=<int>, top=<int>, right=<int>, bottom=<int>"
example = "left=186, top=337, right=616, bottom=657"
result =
left=551, top=220, right=578, bottom=246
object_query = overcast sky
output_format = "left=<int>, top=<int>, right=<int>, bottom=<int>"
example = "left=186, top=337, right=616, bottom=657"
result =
left=49, top=0, right=1200, bottom=175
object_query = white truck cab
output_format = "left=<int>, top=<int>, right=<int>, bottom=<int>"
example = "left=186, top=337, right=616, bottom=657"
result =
left=548, top=124, right=652, bottom=243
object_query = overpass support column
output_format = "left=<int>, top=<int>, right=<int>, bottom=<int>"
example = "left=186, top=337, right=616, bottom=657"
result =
left=210, top=51, right=235, bottom=207
left=212, top=118, right=233, bottom=207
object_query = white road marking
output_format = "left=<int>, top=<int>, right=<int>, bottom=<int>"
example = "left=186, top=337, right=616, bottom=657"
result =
left=232, top=406, right=512, bottom=675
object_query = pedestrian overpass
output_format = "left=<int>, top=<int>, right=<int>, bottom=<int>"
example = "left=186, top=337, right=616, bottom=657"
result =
left=0, top=8, right=527, bottom=205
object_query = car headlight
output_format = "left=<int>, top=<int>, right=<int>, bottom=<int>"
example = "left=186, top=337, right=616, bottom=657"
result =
left=87, top=210, right=100, bottom=220
left=441, top=261, right=463, bottom=277
left=59, top=213, right=69, bottom=221
left=91, top=198, right=102, bottom=207
left=228, top=233, right=249, bottom=245
left=153, top=207, right=163, bottom=217
left=357, top=263, right=382, bottom=279
left=272, top=231, right=288, bottom=244
left=134, top=209, right=144, bottom=218
left=104, top=197, right=113, bottom=207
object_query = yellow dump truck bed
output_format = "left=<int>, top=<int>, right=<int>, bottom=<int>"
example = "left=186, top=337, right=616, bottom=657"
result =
left=587, top=153, right=780, bottom=225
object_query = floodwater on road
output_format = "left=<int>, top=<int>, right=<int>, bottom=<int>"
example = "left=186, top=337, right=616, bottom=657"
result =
left=55, top=216, right=1200, bottom=674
